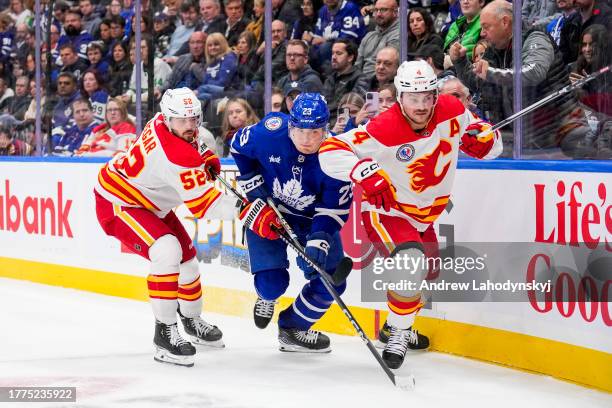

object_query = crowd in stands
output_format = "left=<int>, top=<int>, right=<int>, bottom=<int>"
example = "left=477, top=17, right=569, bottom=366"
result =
left=0, top=0, right=609, bottom=159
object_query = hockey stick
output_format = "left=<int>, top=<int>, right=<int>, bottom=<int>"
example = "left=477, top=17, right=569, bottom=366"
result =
left=266, top=198, right=353, bottom=284
left=215, top=172, right=415, bottom=389
left=213, top=173, right=350, bottom=286
left=474, top=64, right=611, bottom=138
left=268, top=205, right=416, bottom=390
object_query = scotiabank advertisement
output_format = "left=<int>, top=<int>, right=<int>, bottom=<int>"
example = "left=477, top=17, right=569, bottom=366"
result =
left=0, top=161, right=609, bottom=355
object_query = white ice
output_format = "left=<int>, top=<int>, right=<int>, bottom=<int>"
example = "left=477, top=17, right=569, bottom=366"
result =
left=0, top=278, right=609, bottom=408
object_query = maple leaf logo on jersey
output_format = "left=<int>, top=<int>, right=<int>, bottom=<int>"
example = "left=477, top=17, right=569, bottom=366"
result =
left=406, top=140, right=453, bottom=193
left=272, top=173, right=316, bottom=211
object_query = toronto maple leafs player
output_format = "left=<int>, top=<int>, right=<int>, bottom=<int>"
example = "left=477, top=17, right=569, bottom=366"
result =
left=230, top=93, right=352, bottom=353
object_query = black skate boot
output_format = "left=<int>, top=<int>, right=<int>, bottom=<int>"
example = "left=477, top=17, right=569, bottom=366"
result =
left=153, top=320, right=196, bottom=367
left=278, top=327, right=331, bottom=353
left=178, top=310, right=224, bottom=348
left=253, top=297, right=277, bottom=329
left=376, top=322, right=429, bottom=351
left=382, top=325, right=429, bottom=369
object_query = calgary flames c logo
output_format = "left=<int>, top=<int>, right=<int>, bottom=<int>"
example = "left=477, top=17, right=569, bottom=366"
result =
left=407, top=140, right=452, bottom=193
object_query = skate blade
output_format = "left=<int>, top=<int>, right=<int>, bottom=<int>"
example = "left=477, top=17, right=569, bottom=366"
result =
left=153, top=348, right=195, bottom=367
left=278, top=342, right=331, bottom=353
left=190, top=336, right=225, bottom=348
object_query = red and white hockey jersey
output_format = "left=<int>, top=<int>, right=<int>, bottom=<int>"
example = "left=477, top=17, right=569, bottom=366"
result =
left=95, top=113, right=238, bottom=220
left=319, top=95, right=502, bottom=231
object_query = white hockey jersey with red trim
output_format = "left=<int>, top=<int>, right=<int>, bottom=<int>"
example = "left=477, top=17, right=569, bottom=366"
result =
left=95, top=113, right=238, bottom=219
left=319, top=95, right=502, bottom=231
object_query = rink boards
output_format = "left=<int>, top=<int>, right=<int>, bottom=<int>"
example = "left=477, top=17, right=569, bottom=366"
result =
left=0, top=158, right=610, bottom=392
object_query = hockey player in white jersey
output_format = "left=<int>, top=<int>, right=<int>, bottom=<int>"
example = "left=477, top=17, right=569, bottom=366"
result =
left=319, top=61, right=502, bottom=369
left=94, top=88, right=282, bottom=367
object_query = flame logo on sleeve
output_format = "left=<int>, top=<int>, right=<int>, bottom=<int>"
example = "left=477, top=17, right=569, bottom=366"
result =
left=406, top=140, right=452, bottom=193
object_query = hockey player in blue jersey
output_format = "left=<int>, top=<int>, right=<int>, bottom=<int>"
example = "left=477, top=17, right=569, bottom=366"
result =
left=230, top=93, right=352, bottom=353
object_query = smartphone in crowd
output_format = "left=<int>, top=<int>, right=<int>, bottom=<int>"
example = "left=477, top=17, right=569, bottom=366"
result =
left=365, top=92, right=379, bottom=115
left=337, top=107, right=350, bottom=125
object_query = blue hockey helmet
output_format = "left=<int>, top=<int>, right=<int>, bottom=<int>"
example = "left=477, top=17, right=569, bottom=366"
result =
left=289, top=93, right=330, bottom=129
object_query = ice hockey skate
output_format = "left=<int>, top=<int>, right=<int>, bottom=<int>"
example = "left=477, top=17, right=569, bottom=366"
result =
left=178, top=310, right=224, bottom=348
left=153, top=320, right=196, bottom=367
left=376, top=322, right=429, bottom=351
left=278, top=327, right=331, bottom=353
left=382, top=324, right=430, bottom=369
left=253, top=296, right=277, bottom=329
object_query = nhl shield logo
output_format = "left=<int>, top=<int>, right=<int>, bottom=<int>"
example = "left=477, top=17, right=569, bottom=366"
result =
left=396, top=144, right=415, bottom=162
left=264, top=117, right=282, bottom=131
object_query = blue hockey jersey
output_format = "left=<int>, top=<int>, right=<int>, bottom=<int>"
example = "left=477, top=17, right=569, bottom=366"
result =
left=314, top=0, right=365, bottom=42
left=0, top=30, right=14, bottom=63
left=230, top=113, right=352, bottom=237
left=57, top=30, right=93, bottom=61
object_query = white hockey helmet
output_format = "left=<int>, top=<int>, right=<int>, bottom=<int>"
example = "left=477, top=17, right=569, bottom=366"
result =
left=394, top=60, right=438, bottom=102
left=159, top=87, right=202, bottom=128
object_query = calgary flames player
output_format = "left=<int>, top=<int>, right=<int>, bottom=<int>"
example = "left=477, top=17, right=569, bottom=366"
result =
left=94, top=88, right=281, bottom=367
left=319, top=61, right=502, bottom=369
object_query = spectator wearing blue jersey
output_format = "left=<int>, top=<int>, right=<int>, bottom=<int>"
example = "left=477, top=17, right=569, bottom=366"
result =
left=120, top=0, right=135, bottom=39
left=547, top=0, right=578, bottom=45
left=277, top=39, right=324, bottom=95
left=309, top=0, right=365, bottom=74
left=0, top=13, right=14, bottom=64
left=57, top=10, right=93, bottom=61
left=81, top=69, right=110, bottom=123
left=195, top=32, right=239, bottom=103
left=51, top=98, right=98, bottom=156
left=86, top=42, right=110, bottom=82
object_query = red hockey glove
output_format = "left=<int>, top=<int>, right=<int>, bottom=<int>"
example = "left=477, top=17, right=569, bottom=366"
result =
left=239, top=198, right=282, bottom=240
left=200, top=148, right=221, bottom=180
left=350, top=158, right=397, bottom=212
left=460, top=121, right=498, bottom=159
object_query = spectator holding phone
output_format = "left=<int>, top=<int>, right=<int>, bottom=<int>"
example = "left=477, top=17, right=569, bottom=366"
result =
left=331, top=92, right=364, bottom=134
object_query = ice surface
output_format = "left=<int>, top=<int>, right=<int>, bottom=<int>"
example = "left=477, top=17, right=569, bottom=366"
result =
left=0, top=278, right=609, bottom=408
